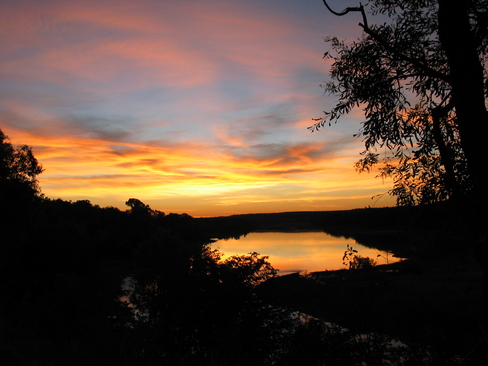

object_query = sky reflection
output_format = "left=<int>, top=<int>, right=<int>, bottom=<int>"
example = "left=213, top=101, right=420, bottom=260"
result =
left=213, top=231, right=399, bottom=274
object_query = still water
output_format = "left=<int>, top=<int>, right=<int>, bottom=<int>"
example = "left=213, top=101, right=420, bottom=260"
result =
left=212, top=231, right=398, bottom=274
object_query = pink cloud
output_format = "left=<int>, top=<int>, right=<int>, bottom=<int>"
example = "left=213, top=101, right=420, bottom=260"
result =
left=0, top=0, right=396, bottom=215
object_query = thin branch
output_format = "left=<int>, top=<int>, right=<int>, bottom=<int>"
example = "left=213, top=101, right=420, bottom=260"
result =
left=322, top=0, right=368, bottom=28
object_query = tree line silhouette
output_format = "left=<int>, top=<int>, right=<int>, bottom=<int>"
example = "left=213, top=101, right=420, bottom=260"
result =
left=2, top=127, right=484, bottom=364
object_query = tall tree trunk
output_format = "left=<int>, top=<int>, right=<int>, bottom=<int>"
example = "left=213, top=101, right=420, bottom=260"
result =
left=438, top=0, right=488, bottom=358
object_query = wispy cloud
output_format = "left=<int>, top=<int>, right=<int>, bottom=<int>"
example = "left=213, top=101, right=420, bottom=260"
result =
left=0, top=0, right=394, bottom=216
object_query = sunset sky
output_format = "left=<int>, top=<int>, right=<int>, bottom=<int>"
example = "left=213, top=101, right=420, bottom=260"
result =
left=1, top=0, right=395, bottom=217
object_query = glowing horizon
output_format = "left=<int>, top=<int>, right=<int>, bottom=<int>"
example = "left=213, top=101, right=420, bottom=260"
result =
left=1, top=0, right=395, bottom=217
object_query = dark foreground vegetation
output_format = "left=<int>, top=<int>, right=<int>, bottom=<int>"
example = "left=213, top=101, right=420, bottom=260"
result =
left=3, top=0, right=488, bottom=362
left=2, top=199, right=485, bottom=365
left=205, top=206, right=486, bottom=364
left=1, top=128, right=486, bottom=365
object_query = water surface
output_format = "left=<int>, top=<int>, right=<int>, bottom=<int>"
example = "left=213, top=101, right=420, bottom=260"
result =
left=213, top=231, right=398, bottom=274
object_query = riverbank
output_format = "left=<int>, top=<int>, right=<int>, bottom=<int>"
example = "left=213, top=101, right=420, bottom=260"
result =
left=257, top=247, right=484, bottom=364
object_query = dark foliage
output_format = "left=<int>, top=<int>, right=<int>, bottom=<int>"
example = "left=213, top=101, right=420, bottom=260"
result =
left=315, top=4, right=488, bottom=359
left=0, top=129, right=43, bottom=213
left=2, top=130, right=483, bottom=365
left=314, top=1, right=488, bottom=207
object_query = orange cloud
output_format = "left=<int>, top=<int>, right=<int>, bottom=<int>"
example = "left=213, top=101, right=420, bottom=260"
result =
left=1, top=0, right=396, bottom=216
left=4, top=124, right=394, bottom=216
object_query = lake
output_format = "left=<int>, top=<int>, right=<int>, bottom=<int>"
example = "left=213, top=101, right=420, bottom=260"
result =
left=212, top=231, right=400, bottom=274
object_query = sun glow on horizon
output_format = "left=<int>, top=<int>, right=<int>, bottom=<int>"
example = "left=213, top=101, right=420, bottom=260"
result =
left=1, top=0, right=396, bottom=217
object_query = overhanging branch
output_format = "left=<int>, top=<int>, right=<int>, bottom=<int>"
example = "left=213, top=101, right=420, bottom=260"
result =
left=321, top=1, right=449, bottom=82
left=322, top=0, right=368, bottom=28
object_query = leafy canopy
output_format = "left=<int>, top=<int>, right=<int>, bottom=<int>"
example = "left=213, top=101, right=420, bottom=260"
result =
left=0, top=129, right=44, bottom=205
left=312, top=0, right=488, bottom=205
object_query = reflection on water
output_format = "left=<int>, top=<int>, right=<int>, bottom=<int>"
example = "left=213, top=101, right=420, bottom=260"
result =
left=212, top=231, right=399, bottom=274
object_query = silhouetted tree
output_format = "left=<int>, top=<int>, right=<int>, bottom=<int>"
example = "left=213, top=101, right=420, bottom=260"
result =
left=0, top=128, right=43, bottom=210
left=316, top=0, right=488, bottom=359
left=119, top=234, right=279, bottom=365
left=125, top=197, right=152, bottom=214
left=314, top=1, right=487, bottom=206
